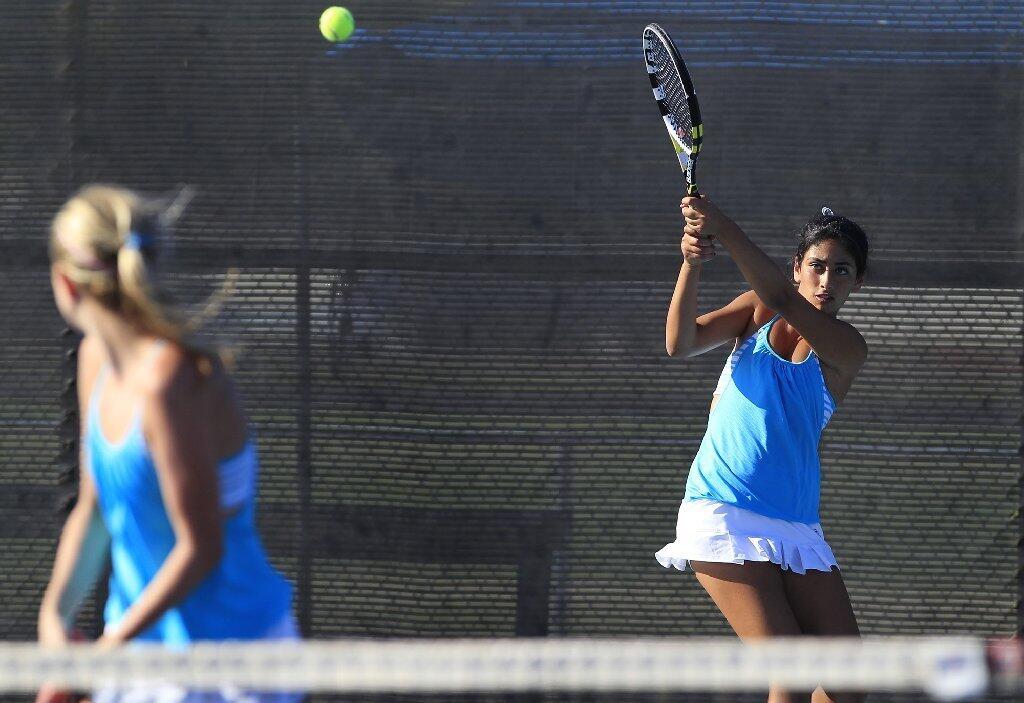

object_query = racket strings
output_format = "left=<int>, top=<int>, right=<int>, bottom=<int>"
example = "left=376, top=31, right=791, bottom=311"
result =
left=646, top=40, right=694, bottom=151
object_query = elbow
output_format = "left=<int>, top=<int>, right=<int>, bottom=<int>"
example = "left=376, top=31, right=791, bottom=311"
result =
left=666, top=343, right=696, bottom=358
left=665, top=330, right=678, bottom=356
left=666, top=327, right=695, bottom=358
left=666, top=340, right=691, bottom=358
left=184, top=536, right=224, bottom=574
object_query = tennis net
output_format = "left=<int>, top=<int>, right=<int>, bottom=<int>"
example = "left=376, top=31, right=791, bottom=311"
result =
left=3, top=636, right=1023, bottom=701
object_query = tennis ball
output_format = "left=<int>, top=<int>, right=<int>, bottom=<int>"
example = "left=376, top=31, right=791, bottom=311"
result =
left=319, top=6, right=355, bottom=43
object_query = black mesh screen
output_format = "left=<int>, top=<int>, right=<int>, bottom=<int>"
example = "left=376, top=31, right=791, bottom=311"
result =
left=0, top=2, right=1021, bottom=701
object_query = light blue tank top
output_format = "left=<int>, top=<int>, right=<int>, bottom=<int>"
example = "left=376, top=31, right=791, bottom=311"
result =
left=85, top=367, right=293, bottom=643
left=684, top=314, right=836, bottom=523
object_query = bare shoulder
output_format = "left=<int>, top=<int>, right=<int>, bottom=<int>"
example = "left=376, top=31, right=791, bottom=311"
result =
left=713, top=291, right=773, bottom=347
left=836, top=317, right=868, bottom=361
left=820, top=321, right=868, bottom=403
left=841, top=317, right=867, bottom=344
left=724, top=290, right=760, bottom=323
left=742, top=293, right=776, bottom=338
left=820, top=318, right=869, bottom=377
left=140, top=343, right=224, bottom=403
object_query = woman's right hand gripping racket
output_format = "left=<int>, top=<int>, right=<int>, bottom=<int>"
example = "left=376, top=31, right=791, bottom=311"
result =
left=643, top=23, right=704, bottom=197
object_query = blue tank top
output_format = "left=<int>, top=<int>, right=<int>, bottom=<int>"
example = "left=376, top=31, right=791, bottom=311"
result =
left=684, top=314, right=836, bottom=523
left=85, top=367, right=293, bottom=643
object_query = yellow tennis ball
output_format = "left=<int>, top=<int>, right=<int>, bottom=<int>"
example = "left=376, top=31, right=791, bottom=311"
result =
left=319, top=6, right=355, bottom=42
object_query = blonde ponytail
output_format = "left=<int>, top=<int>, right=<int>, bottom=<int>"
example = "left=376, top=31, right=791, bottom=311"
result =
left=115, top=232, right=188, bottom=344
left=50, top=184, right=233, bottom=372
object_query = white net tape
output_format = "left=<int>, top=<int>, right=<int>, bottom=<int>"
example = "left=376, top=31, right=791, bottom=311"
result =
left=0, top=637, right=996, bottom=700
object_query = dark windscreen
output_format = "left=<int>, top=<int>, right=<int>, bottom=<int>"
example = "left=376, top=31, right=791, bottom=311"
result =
left=0, top=3, right=1019, bottom=682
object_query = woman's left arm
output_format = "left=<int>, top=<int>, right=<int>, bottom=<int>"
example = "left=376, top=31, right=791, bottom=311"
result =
left=683, top=196, right=867, bottom=377
left=99, top=351, right=223, bottom=645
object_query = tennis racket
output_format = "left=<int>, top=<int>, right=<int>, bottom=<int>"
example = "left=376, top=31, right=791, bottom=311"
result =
left=643, top=23, right=703, bottom=196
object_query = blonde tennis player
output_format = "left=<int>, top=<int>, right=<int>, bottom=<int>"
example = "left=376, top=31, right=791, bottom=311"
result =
left=657, top=196, right=868, bottom=703
left=37, top=185, right=298, bottom=703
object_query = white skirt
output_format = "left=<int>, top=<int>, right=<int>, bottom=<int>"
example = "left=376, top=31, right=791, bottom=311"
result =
left=655, top=499, right=839, bottom=575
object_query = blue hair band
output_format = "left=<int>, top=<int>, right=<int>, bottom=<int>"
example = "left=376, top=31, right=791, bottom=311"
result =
left=124, top=231, right=153, bottom=251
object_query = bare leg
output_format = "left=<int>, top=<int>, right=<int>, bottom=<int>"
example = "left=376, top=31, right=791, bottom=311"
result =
left=782, top=568, right=865, bottom=703
left=689, top=560, right=810, bottom=703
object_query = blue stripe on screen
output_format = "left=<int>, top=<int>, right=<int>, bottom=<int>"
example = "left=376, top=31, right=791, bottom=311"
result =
left=328, top=1, right=1022, bottom=66
left=497, top=1, right=1022, bottom=33
left=335, top=29, right=1022, bottom=66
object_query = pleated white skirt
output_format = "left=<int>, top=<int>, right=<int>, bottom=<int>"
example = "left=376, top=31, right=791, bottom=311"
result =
left=655, top=498, right=839, bottom=575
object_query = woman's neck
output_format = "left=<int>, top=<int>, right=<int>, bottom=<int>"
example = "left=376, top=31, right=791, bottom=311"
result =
left=82, top=305, right=154, bottom=379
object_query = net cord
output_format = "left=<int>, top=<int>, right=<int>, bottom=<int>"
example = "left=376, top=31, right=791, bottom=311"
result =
left=0, top=637, right=994, bottom=700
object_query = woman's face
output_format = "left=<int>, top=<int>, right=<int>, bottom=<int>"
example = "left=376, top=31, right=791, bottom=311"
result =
left=793, top=239, right=863, bottom=315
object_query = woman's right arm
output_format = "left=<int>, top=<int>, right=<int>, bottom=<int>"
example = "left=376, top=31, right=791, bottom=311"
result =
left=666, top=228, right=758, bottom=358
left=38, top=336, right=109, bottom=645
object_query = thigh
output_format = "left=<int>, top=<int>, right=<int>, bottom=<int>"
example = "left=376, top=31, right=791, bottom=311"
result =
left=781, top=567, right=860, bottom=637
left=783, top=571, right=865, bottom=703
left=689, top=560, right=804, bottom=639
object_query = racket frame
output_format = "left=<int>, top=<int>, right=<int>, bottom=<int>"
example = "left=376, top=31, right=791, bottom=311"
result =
left=643, top=23, right=704, bottom=196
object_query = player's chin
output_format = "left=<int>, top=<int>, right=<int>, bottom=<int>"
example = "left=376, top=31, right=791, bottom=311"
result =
left=821, top=298, right=845, bottom=315
left=810, top=295, right=837, bottom=311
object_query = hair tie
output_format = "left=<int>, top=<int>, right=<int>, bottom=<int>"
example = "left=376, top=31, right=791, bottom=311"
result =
left=821, top=206, right=835, bottom=217
left=123, top=231, right=153, bottom=251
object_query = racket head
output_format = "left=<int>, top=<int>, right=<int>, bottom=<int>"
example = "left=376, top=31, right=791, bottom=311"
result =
left=643, top=23, right=703, bottom=195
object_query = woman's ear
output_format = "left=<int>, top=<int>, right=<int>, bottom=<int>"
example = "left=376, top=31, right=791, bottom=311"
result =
left=792, top=257, right=801, bottom=284
left=51, top=266, right=81, bottom=304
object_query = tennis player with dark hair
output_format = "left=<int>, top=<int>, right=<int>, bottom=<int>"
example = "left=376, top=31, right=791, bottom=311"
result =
left=656, top=196, right=869, bottom=703
left=37, top=185, right=298, bottom=703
